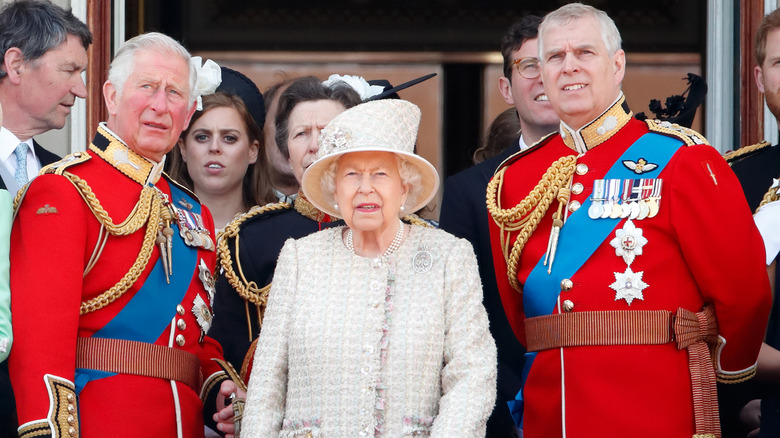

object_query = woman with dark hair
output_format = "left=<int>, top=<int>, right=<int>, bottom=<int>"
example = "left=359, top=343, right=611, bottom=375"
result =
left=168, top=92, right=276, bottom=230
left=208, top=76, right=363, bottom=385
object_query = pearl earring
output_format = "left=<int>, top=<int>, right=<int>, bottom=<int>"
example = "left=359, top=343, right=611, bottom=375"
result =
left=400, top=205, right=405, bottom=212
left=334, top=204, right=339, bottom=210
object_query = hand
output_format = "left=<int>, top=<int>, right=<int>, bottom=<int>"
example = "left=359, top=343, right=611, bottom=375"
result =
left=214, top=380, right=247, bottom=438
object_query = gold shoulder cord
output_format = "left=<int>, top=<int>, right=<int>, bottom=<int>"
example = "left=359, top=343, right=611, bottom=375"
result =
left=723, top=141, right=771, bottom=165
left=217, top=202, right=291, bottom=306
left=756, top=185, right=780, bottom=213
left=486, top=155, right=577, bottom=291
left=402, top=213, right=434, bottom=228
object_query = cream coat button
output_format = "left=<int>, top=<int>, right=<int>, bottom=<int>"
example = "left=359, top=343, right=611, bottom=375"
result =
left=176, top=304, right=185, bottom=316
left=177, top=319, right=186, bottom=330
left=572, top=182, right=584, bottom=195
left=568, top=200, right=581, bottom=212
left=176, top=334, right=185, bottom=346
left=576, top=163, right=588, bottom=175
left=562, top=300, right=575, bottom=312
left=561, top=278, right=573, bottom=291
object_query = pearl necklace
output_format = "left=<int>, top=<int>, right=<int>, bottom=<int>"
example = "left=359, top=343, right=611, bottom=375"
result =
left=346, top=219, right=405, bottom=257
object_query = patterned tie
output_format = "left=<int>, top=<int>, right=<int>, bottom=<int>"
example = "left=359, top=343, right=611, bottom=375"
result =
left=14, top=142, right=28, bottom=186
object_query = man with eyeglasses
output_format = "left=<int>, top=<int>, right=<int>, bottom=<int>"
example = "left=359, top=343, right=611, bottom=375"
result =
left=439, top=15, right=558, bottom=438
left=487, top=3, right=769, bottom=437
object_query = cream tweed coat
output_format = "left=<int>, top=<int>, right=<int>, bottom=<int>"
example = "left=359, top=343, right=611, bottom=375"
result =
left=242, top=225, right=497, bottom=437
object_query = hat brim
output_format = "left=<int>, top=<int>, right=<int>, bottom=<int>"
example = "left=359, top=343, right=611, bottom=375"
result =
left=301, top=147, right=440, bottom=219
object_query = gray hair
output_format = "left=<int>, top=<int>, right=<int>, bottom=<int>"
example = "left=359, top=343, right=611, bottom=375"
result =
left=321, top=154, right=423, bottom=214
left=108, top=32, right=197, bottom=106
left=0, top=0, right=92, bottom=81
left=538, top=3, right=622, bottom=61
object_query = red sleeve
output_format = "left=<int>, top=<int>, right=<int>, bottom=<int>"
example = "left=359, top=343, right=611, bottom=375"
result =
left=669, top=145, right=771, bottom=376
left=10, top=174, right=88, bottom=426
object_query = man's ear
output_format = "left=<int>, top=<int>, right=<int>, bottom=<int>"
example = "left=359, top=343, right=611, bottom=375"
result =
left=499, top=76, right=515, bottom=106
left=612, top=49, right=626, bottom=86
left=756, top=65, right=766, bottom=94
left=3, top=48, right=24, bottom=85
left=182, top=101, right=197, bottom=131
left=103, top=81, right=119, bottom=117
left=177, top=138, right=188, bottom=162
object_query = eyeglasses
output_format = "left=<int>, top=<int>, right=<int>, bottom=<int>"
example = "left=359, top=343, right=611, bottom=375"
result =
left=511, top=57, right=541, bottom=79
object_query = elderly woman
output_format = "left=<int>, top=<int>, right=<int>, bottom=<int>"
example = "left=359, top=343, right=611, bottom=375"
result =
left=208, top=76, right=362, bottom=387
left=239, top=99, right=497, bottom=437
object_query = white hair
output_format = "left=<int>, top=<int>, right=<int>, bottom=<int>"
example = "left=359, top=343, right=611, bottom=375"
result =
left=107, top=32, right=197, bottom=106
left=321, top=154, right=422, bottom=214
left=538, top=3, right=622, bottom=61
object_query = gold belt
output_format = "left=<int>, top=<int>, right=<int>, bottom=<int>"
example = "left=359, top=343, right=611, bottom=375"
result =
left=76, top=337, right=202, bottom=392
left=525, top=306, right=720, bottom=438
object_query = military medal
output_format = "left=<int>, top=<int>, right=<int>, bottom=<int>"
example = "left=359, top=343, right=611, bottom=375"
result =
left=646, top=179, right=663, bottom=218
left=588, top=179, right=605, bottom=219
left=601, top=179, right=619, bottom=219
left=173, top=205, right=215, bottom=252
left=620, top=179, right=633, bottom=218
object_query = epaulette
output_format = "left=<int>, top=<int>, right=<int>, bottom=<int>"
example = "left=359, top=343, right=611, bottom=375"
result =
left=40, top=150, right=91, bottom=176
left=402, top=213, right=435, bottom=228
left=723, top=141, right=772, bottom=165
left=494, top=131, right=556, bottom=175
left=14, top=151, right=92, bottom=214
left=645, top=119, right=709, bottom=146
left=217, top=201, right=292, bottom=306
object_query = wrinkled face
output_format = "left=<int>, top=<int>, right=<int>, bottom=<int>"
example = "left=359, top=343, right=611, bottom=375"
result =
left=104, top=49, right=196, bottom=161
left=17, top=34, right=88, bottom=134
left=179, top=105, right=258, bottom=199
left=757, top=28, right=780, bottom=121
left=540, top=16, right=625, bottom=130
left=264, top=89, right=295, bottom=180
left=499, top=38, right=559, bottom=134
left=287, top=99, right=346, bottom=183
left=334, top=151, right=408, bottom=233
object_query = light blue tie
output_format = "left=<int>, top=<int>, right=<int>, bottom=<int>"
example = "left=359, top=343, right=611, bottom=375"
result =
left=14, top=142, right=28, bottom=186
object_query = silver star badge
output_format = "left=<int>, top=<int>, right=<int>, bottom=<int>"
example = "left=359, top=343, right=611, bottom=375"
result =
left=609, top=267, right=648, bottom=305
left=610, top=219, right=648, bottom=265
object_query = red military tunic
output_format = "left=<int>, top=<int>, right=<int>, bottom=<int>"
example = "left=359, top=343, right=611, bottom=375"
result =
left=487, top=97, right=771, bottom=438
left=10, top=125, right=227, bottom=438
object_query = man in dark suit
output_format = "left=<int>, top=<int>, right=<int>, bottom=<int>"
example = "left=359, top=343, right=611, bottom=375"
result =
left=438, top=15, right=559, bottom=438
left=0, top=1, right=91, bottom=436
left=0, top=0, right=91, bottom=192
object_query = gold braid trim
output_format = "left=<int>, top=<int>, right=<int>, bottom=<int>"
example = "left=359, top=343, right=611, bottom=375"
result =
left=62, top=173, right=165, bottom=315
left=487, top=156, right=577, bottom=291
left=217, top=202, right=292, bottom=306
left=402, top=213, right=434, bottom=228
left=723, top=141, right=771, bottom=165
left=756, top=183, right=780, bottom=214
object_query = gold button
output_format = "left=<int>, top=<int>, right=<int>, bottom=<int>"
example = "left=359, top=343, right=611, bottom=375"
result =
left=67, top=404, right=75, bottom=414
left=571, top=182, right=584, bottom=195
left=561, top=278, right=573, bottom=291
left=568, top=200, right=581, bottom=212
left=67, top=393, right=75, bottom=403
left=177, top=319, right=186, bottom=330
left=576, top=163, right=588, bottom=175
left=176, top=304, right=185, bottom=316
left=562, top=300, right=575, bottom=312
left=67, top=415, right=75, bottom=425
left=176, top=334, right=185, bottom=346
left=68, top=426, right=76, bottom=436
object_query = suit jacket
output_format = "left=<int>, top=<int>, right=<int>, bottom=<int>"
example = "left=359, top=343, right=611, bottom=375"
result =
left=439, top=140, right=524, bottom=437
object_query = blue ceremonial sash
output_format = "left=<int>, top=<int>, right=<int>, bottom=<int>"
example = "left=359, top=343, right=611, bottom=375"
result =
left=508, top=132, right=683, bottom=427
left=75, top=183, right=200, bottom=393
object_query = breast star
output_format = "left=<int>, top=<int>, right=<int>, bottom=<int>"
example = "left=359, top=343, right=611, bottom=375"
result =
left=609, top=267, right=648, bottom=305
left=609, top=219, right=648, bottom=265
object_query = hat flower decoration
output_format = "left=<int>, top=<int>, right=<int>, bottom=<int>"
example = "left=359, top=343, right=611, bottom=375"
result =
left=190, top=56, right=222, bottom=110
left=322, top=74, right=385, bottom=101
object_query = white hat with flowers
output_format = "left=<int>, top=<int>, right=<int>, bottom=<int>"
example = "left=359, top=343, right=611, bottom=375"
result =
left=301, top=99, right=439, bottom=219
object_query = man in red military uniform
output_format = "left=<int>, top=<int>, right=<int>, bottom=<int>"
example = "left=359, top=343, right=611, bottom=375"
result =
left=9, top=32, right=232, bottom=438
left=487, top=4, right=771, bottom=437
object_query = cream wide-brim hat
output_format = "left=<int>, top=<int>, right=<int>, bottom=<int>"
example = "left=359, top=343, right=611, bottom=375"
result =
left=301, top=99, right=439, bottom=219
